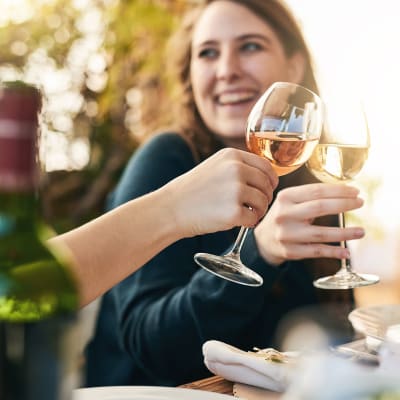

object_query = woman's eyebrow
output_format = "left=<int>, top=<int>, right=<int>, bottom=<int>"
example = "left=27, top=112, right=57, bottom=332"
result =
left=237, top=33, right=273, bottom=45
left=193, top=33, right=273, bottom=48
left=193, top=39, right=219, bottom=48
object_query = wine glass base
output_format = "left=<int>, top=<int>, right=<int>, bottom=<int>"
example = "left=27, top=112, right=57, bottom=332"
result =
left=314, top=272, right=380, bottom=290
left=194, top=253, right=263, bottom=287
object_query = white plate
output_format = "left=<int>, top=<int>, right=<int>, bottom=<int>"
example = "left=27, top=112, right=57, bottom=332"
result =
left=348, top=304, right=400, bottom=351
left=73, top=386, right=237, bottom=400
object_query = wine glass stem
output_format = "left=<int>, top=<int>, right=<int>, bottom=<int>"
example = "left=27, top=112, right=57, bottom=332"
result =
left=338, top=212, right=353, bottom=275
left=228, top=226, right=249, bottom=259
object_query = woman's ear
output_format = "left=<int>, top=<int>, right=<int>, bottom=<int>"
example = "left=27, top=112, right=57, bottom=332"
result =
left=288, top=51, right=306, bottom=84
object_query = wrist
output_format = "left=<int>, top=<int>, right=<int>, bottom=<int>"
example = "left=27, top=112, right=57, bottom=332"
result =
left=154, top=183, right=189, bottom=242
left=253, top=227, right=285, bottom=267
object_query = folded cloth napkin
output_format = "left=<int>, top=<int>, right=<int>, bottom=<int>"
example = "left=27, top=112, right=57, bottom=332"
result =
left=203, top=340, right=298, bottom=392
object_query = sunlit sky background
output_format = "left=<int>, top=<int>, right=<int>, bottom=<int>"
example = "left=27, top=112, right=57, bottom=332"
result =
left=285, top=0, right=400, bottom=281
left=2, top=0, right=400, bottom=280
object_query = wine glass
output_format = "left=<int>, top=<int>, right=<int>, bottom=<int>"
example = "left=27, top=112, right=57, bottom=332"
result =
left=306, top=98, right=379, bottom=289
left=194, top=82, right=324, bottom=286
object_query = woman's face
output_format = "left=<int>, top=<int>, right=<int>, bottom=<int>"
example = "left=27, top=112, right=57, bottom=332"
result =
left=190, top=0, right=305, bottom=149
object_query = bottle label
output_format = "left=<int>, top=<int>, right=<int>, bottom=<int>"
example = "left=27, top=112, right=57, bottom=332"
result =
left=0, top=119, right=38, bottom=191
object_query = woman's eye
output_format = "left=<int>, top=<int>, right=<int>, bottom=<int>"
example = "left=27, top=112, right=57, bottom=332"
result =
left=198, top=48, right=218, bottom=59
left=242, top=42, right=262, bottom=52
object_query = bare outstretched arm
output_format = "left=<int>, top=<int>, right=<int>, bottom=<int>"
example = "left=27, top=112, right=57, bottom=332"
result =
left=49, top=148, right=278, bottom=307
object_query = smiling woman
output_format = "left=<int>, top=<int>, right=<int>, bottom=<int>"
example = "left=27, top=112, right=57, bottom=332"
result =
left=83, top=0, right=360, bottom=389
left=189, top=1, right=305, bottom=150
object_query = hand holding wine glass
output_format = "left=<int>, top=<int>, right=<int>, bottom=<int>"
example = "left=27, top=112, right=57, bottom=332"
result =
left=194, top=82, right=323, bottom=286
left=306, top=98, right=379, bottom=289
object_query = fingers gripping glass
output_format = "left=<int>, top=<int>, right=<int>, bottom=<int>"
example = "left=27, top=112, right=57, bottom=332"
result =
left=194, top=82, right=324, bottom=286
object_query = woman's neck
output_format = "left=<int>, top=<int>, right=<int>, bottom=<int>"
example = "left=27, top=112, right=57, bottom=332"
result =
left=218, top=136, right=248, bottom=151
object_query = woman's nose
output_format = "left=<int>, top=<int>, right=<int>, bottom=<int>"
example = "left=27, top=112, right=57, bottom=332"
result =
left=216, top=49, right=242, bottom=81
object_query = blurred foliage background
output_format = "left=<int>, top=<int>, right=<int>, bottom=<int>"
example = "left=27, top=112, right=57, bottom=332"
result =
left=0, top=0, right=190, bottom=232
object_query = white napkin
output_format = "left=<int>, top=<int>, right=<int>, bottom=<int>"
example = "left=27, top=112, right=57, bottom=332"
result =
left=202, top=340, right=298, bottom=392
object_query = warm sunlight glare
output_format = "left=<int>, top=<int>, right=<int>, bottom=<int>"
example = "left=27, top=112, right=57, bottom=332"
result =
left=1, top=0, right=33, bottom=26
left=1, top=0, right=58, bottom=26
left=287, top=0, right=400, bottom=285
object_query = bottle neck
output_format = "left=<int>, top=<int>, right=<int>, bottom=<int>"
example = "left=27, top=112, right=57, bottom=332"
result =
left=0, top=118, right=40, bottom=221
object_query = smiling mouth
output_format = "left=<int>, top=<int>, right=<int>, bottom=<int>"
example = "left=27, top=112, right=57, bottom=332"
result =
left=217, top=91, right=257, bottom=106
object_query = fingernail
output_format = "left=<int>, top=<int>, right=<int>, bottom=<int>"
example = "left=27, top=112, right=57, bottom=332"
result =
left=354, top=228, right=365, bottom=238
left=346, top=185, right=360, bottom=194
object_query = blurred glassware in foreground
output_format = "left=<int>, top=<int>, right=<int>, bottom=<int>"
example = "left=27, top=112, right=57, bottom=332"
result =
left=348, top=304, right=400, bottom=353
left=379, top=324, right=400, bottom=373
left=282, top=351, right=400, bottom=400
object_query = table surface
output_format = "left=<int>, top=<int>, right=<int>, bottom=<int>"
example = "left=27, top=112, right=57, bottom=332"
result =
left=180, top=375, right=234, bottom=395
left=180, top=375, right=281, bottom=399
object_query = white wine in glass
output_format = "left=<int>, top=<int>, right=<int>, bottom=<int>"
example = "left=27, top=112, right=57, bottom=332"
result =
left=306, top=100, right=379, bottom=289
left=194, top=82, right=323, bottom=286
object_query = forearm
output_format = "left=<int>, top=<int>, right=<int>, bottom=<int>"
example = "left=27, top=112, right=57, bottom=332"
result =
left=48, top=186, right=181, bottom=307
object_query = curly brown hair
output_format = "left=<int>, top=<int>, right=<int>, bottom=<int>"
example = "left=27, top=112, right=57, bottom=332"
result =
left=165, top=0, right=320, bottom=162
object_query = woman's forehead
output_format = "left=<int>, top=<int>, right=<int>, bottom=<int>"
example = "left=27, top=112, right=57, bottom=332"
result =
left=191, top=1, right=279, bottom=46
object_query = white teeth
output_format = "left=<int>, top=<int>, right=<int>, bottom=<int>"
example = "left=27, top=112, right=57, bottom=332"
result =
left=218, top=91, right=255, bottom=105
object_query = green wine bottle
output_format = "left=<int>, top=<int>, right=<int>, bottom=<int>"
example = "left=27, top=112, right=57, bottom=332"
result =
left=0, top=81, right=79, bottom=399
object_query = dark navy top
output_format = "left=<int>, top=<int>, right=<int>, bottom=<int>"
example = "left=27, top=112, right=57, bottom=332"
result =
left=84, top=133, right=351, bottom=387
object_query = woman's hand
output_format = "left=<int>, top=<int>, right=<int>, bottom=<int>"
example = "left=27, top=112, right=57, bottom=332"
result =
left=254, top=183, right=365, bottom=266
left=164, top=148, right=278, bottom=238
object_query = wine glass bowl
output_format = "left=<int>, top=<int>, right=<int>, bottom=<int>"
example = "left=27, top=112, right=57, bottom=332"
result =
left=306, top=144, right=369, bottom=184
left=194, top=82, right=323, bottom=286
left=246, top=82, right=323, bottom=176
left=306, top=99, right=379, bottom=289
